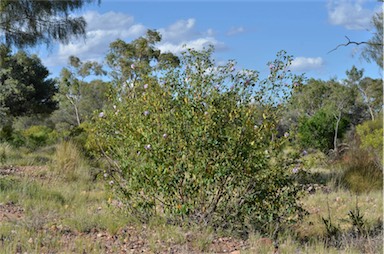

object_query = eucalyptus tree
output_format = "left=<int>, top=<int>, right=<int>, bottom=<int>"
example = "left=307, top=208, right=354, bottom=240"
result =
left=106, top=29, right=180, bottom=93
left=52, top=56, right=107, bottom=130
left=345, top=66, right=383, bottom=121
left=291, top=79, right=355, bottom=153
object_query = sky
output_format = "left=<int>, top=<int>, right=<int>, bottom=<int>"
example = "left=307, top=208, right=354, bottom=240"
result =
left=34, top=0, right=382, bottom=82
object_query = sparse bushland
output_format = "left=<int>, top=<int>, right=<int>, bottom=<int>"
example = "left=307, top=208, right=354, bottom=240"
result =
left=0, top=32, right=382, bottom=253
left=0, top=159, right=382, bottom=253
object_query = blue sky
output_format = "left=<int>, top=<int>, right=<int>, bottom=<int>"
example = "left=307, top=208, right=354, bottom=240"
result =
left=36, top=0, right=382, bottom=81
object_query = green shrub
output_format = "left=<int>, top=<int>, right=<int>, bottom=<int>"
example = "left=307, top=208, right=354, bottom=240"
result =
left=22, top=125, right=57, bottom=148
left=0, top=125, right=13, bottom=142
left=90, top=48, right=305, bottom=235
left=298, top=109, right=349, bottom=153
left=356, top=117, right=383, bottom=165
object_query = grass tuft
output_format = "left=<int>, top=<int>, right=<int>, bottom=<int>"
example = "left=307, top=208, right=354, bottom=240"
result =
left=336, top=149, right=382, bottom=193
left=52, top=141, right=91, bottom=182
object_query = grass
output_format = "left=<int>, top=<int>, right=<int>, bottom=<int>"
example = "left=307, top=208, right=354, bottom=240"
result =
left=0, top=145, right=382, bottom=253
left=330, top=147, right=383, bottom=193
left=51, top=140, right=92, bottom=182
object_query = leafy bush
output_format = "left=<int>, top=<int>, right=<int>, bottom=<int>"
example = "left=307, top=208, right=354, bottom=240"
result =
left=22, top=125, right=57, bottom=148
left=90, top=48, right=305, bottom=235
left=356, top=117, right=383, bottom=166
left=298, top=108, right=349, bottom=153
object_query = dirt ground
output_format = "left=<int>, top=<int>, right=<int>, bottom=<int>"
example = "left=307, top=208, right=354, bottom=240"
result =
left=0, top=166, right=250, bottom=254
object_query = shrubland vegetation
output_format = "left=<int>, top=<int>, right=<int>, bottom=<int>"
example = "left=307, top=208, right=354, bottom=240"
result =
left=0, top=2, right=382, bottom=253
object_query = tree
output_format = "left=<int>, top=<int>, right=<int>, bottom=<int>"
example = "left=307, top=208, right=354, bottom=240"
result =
left=52, top=56, right=108, bottom=130
left=292, top=79, right=355, bottom=153
left=326, top=80, right=355, bottom=154
left=106, top=29, right=179, bottom=88
left=361, top=11, right=383, bottom=69
left=288, top=79, right=332, bottom=117
left=0, top=45, right=57, bottom=120
left=345, top=66, right=382, bottom=121
left=298, top=108, right=348, bottom=152
left=0, top=0, right=99, bottom=48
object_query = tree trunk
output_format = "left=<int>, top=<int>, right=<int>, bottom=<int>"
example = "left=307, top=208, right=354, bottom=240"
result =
left=66, top=94, right=81, bottom=126
left=368, top=104, right=375, bottom=121
left=333, top=112, right=341, bottom=156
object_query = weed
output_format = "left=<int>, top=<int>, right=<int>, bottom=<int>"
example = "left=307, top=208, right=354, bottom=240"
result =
left=347, top=197, right=367, bottom=237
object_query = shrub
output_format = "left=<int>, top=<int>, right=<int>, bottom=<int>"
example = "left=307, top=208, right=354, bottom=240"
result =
left=22, top=125, right=57, bottom=148
left=298, top=109, right=349, bottom=153
left=356, top=117, right=383, bottom=166
left=90, top=48, right=305, bottom=235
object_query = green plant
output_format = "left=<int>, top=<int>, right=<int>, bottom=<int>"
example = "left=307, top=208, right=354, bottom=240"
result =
left=298, top=108, right=349, bottom=153
left=321, top=196, right=342, bottom=248
left=347, top=198, right=367, bottom=237
left=356, top=116, right=383, bottom=165
left=0, top=144, right=8, bottom=165
left=91, top=47, right=305, bottom=235
left=22, top=125, right=57, bottom=149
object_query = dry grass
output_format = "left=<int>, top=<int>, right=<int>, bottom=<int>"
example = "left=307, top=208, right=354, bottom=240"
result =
left=0, top=145, right=382, bottom=253
left=51, top=141, right=91, bottom=182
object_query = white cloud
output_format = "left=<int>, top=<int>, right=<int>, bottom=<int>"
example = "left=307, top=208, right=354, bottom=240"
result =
left=159, top=18, right=196, bottom=42
left=43, top=13, right=224, bottom=68
left=157, top=19, right=224, bottom=54
left=44, top=11, right=146, bottom=67
left=327, top=0, right=374, bottom=30
left=158, top=37, right=223, bottom=54
left=226, top=26, right=245, bottom=36
left=290, top=57, right=324, bottom=72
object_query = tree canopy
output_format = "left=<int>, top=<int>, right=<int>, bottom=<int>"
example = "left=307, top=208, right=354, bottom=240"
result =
left=0, top=0, right=98, bottom=48
left=0, top=45, right=57, bottom=119
left=361, top=11, right=383, bottom=69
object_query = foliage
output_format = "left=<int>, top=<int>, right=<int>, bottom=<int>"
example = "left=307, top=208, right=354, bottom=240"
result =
left=345, top=66, right=383, bottom=121
left=0, top=45, right=57, bottom=119
left=298, top=108, right=349, bottom=152
left=362, top=11, right=383, bottom=69
left=90, top=46, right=305, bottom=236
left=0, top=0, right=99, bottom=48
left=21, top=125, right=57, bottom=149
left=0, top=123, right=57, bottom=149
left=354, top=117, right=383, bottom=178
left=290, top=78, right=357, bottom=155
left=106, top=29, right=180, bottom=85
left=356, top=117, right=383, bottom=158
left=288, top=78, right=331, bottom=117
left=322, top=216, right=341, bottom=248
left=52, top=56, right=109, bottom=131
left=348, top=202, right=367, bottom=237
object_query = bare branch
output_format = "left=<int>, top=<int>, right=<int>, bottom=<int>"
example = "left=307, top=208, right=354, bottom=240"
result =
left=328, top=36, right=383, bottom=54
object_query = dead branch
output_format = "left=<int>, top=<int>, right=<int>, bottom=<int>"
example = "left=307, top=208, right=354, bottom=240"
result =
left=328, top=36, right=382, bottom=54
